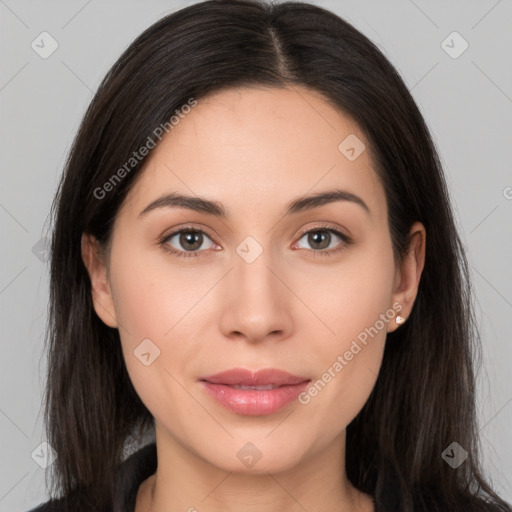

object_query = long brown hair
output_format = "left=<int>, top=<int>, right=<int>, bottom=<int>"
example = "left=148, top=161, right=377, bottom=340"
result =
left=43, top=1, right=511, bottom=510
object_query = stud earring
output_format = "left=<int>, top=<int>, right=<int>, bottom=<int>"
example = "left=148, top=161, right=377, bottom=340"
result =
left=396, top=315, right=405, bottom=325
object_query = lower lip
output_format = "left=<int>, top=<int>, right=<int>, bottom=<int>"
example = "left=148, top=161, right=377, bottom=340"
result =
left=200, top=381, right=310, bottom=416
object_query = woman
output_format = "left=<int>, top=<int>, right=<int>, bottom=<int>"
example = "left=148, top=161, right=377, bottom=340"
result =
left=30, top=0, right=511, bottom=511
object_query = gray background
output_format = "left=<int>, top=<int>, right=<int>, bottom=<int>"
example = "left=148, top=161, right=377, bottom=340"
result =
left=1, top=0, right=511, bottom=510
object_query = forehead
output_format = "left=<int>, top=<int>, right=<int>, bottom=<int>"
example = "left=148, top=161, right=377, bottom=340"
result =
left=119, top=86, right=386, bottom=221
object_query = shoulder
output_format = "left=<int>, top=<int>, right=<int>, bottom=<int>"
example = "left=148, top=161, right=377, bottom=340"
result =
left=27, top=441, right=157, bottom=512
left=26, top=491, right=91, bottom=512
left=27, top=499, right=65, bottom=512
left=28, top=502, right=54, bottom=512
left=26, top=490, right=103, bottom=512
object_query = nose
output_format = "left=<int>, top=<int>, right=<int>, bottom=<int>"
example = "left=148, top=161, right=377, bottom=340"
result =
left=218, top=246, right=294, bottom=344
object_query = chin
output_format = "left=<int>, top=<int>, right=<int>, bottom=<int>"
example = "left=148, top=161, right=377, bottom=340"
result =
left=198, top=438, right=308, bottom=476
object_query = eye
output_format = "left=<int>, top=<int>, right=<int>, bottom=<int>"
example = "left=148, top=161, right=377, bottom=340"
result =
left=292, top=226, right=351, bottom=257
left=159, top=224, right=351, bottom=259
left=159, top=227, right=217, bottom=258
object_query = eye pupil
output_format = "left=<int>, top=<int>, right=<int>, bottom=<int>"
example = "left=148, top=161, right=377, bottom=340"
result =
left=180, top=231, right=202, bottom=251
left=309, top=230, right=330, bottom=250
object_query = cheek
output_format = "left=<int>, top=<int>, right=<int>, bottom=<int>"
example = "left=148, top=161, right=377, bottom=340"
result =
left=110, top=246, right=209, bottom=343
left=294, top=243, right=394, bottom=429
left=108, top=249, right=213, bottom=417
left=296, top=238, right=395, bottom=342
left=297, top=301, right=387, bottom=443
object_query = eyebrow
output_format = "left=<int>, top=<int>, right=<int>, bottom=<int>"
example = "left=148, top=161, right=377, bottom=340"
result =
left=138, top=189, right=371, bottom=219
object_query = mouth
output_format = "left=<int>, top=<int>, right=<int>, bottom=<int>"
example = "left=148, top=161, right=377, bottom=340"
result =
left=230, top=384, right=282, bottom=390
left=198, top=368, right=311, bottom=416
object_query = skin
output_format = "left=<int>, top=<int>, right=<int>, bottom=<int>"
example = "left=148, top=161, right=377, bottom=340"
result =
left=82, top=85, right=426, bottom=512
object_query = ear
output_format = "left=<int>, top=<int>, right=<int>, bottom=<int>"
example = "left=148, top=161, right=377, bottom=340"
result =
left=81, top=233, right=118, bottom=328
left=387, top=221, right=426, bottom=333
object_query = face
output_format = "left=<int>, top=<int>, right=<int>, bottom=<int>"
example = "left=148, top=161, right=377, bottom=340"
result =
left=83, top=85, right=424, bottom=474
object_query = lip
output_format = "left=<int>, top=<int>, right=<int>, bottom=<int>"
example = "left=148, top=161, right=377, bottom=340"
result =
left=199, top=368, right=311, bottom=416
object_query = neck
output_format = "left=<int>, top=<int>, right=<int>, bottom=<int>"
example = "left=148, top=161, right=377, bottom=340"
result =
left=136, top=425, right=374, bottom=512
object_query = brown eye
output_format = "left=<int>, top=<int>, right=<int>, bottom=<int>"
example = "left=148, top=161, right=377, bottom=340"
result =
left=177, top=230, right=204, bottom=251
left=293, top=227, right=351, bottom=257
left=160, top=228, right=216, bottom=258
left=305, top=230, right=332, bottom=250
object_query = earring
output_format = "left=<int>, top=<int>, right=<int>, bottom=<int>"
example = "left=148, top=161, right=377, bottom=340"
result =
left=396, top=315, right=405, bottom=325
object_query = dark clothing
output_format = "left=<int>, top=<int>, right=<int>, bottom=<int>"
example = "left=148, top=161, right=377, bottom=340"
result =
left=28, top=442, right=400, bottom=511
left=28, top=443, right=157, bottom=512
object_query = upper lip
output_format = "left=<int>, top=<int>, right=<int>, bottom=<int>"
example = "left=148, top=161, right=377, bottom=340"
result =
left=200, top=368, right=310, bottom=387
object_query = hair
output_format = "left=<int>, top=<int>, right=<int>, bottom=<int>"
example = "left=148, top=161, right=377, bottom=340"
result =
left=42, top=0, right=511, bottom=510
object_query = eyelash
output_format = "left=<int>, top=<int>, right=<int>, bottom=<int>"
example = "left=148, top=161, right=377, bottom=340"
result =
left=158, top=224, right=352, bottom=259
